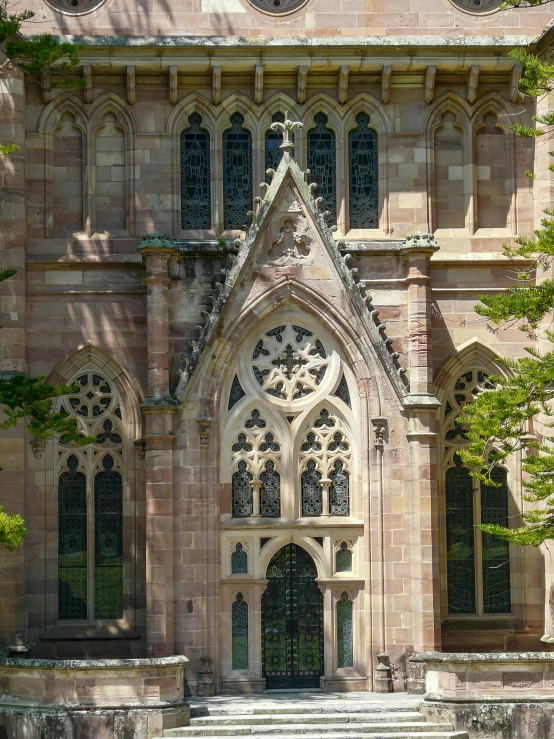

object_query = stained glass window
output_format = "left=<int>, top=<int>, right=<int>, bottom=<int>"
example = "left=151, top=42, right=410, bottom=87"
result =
left=265, top=112, right=285, bottom=180
left=329, top=460, right=349, bottom=515
left=181, top=113, right=211, bottom=230
left=336, top=542, right=352, bottom=572
left=232, top=461, right=253, bottom=518
left=58, top=454, right=87, bottom=620
left=232, top=593, right=248, bottom=670
left=231, top=543, right=248, bottom=574
left=446, top=462, right=476, bottom=614
left=308, top=113, right=336, bottom=224
left=301, top=460, right=322, bottom=517
left=337, top=592, right=353, bottom=668
left=334, top=375, right=351, bottom=408
left=228, top=375, right=246, bottom=411
left=348, top=112, right=378, bottom=229
left=260, top=460, right=281, bottom=518
left=223, top=113, right=252, bottom=231
left=94, top=455, right=123, bottom=620
left=481, top=468, right=511, bottom=614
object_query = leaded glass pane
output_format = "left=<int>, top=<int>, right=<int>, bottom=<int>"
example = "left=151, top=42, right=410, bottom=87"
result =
left=232, top=543, right=248, bottom=574
left=329, top=460, right=349, bottom=515
left=301, top=460, right=322, bottom=517
left=58, top=458, right=87, bottom=620
left=94, top=455, right=123, bottom=620
left=223, top=113, right=252, bottom=231
left=481, top=468, right=511, bottom=614
left=348, top=112, right=378, bottom=229
left=260, top=460, right=281, bottom=518
left=232, top=461, right=253, bottom=518
left=334, top=374, right=351, bottom=408
left=446, top=464, right=476, bottom=615
left=337, top=592, right=353, bottom=668
left=181, top=113, right=211, bottom=230
left=308, top=113, right=336, bottom=223
left=265, top=112, right=285, bottom=181
left=336, top=542, right=352, bottom=572
left=228, top=375, right=246, bottom=410
left=232, top=593, right=248, bottom=670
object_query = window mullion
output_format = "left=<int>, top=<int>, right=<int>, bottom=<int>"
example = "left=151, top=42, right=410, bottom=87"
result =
left=87, top=474, right=95, bottom=623
left=473, top=476, right=484, bottom=616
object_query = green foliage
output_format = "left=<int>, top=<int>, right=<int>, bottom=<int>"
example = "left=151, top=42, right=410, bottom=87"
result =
left=0, top=506, right=27, bottom=550
left=0, top=269, right=93, bottom=550
left=0, top=0, right=84, bottom=155
left=459, top=42, right=554, bottom=545
left=0, top=374, right=95, bottom=442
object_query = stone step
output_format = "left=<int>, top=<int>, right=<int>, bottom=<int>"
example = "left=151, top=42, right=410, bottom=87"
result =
left=164, top=721, right=458, bottom=736
left=161, top=733, right=469, bottom=739
left=190, top=713, right=426, bottom=726
left=190, top=702, right=422, bottom=717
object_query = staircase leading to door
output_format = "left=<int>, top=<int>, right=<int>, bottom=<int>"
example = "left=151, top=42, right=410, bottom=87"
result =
left=157, top=693, right=470, bottom=739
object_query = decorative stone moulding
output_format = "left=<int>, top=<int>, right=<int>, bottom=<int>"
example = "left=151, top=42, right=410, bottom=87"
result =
left=0, top=656, right=190, bottom=739
left=449, top=0, right=500, bottom=12
left=246, top=0, right=309, bottom=15
left=44, top=0, right=106, bottom=15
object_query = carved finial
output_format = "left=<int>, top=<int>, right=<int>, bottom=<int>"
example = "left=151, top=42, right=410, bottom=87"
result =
left=270, top=111, right=304, bottom=156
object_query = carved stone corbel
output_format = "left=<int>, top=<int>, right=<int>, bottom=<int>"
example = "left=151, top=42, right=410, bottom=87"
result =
left=197, top=418, right=212, bottom=448
left=29, top=439, right=46, bottom=460
left=371, top=416, right=387, bottom=448
left=297, top=65, right=308, bottom=104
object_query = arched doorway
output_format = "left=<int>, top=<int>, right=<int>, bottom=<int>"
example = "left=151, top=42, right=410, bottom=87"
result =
left=262, top=544, right=323, bottom=689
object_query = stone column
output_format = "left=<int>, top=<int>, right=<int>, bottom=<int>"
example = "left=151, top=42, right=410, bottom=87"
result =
left=138, top=233, right=178, bottom=657
left=0, top=57, right=27, bottom=644
left=403, top=234, right=441, bottom=653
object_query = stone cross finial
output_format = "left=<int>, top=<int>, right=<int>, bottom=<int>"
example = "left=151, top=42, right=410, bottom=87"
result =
left=270, top=111, right=303, bottom=155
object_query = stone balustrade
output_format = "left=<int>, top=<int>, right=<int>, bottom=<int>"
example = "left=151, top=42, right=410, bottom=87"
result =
left=0, top=655, right=189, bottom=739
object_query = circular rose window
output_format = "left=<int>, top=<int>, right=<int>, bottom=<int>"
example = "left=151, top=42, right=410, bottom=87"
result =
left=247, top=0, right=308, bottom=14
left=450, top=0, right=500, bottom=12
left=45, top=0, right=106, bottom=14
left=251, top=325, right=329, bottom=402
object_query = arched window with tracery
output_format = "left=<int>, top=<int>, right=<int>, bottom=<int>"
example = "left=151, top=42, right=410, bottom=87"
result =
left=443, top=368, right=511, bottom=615
left=348, top=112, right=378, bottom=230
left=181, top=112, right=211, bottom=230
left=224, top=322, right=355, bottom=522
left=300, top=408, right=352, bottom=518
left=223, top=112, right=252, bottom=230
left=308, top=113, right=337, bottom=224
left=57, top=371, right=125, bottom=622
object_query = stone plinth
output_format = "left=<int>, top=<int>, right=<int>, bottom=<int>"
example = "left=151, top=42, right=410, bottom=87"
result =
left=418, top=652, right=554, bottom=739
left=0, top=656, right=190, bottom=739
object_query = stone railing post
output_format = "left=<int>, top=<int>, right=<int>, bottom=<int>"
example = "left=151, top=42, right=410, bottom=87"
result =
left=138, top=233, right=178, bottom=657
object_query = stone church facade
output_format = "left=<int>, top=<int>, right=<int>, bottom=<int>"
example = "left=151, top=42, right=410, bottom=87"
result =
left=1, top=0, right=554, bottom=697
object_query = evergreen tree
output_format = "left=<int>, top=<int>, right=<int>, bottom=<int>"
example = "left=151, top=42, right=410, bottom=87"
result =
left=459, top=0, right=554, bottom=545
left=0, top=9, right=88, bottom=549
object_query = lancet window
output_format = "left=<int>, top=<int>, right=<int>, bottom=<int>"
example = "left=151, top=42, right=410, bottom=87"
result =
left=300, top=409, right=352, bottom=517
left=223, top=112, right=252, bottom=231
left=181, top=112, right=211, bottom=230
left=265, top=112, right=285, bottom=180
left=232, top=593, right=248, bottom=670
left=231, top=543, right=248, bottom=574
left=348, top=112, right=378, bottom=230
left=337, top=592, right=354, bottom=668
left=336, top=542, right=352, bottom=572
left=308, top=113, right=337, bottom=224
left=443, top=369, right=511, bottom=615
left=57, top=371, right=125, bottom=622
left=231, top=409, right=282, bottom=519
